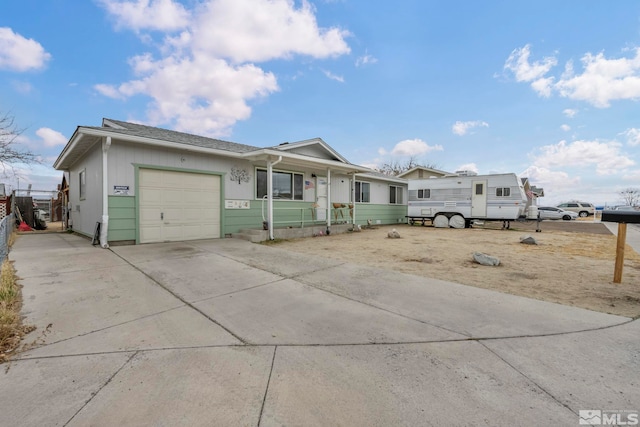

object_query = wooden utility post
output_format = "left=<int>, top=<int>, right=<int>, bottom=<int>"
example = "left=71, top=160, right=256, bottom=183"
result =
left=613, top=223, right=627, bottom=283
left=601, top=210, right=640, bottom=284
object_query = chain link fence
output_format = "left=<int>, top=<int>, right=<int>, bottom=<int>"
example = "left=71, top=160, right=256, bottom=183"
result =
left=0, top=214, right=15, bottom=264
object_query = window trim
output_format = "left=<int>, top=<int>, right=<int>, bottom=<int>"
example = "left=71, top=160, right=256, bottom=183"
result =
left=255, top=167, right=304, bottom=201
left=79, top=169, right=86, bottom=201
left=389, top=185, right=403, bottom=205
left=355, top=181, right=370, bottom=203
left=417, top=189, right=431, bottom=199
left=496, top=187, right=511, bottom=197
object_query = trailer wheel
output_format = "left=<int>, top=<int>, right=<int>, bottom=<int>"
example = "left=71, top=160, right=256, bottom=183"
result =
left=433, top=214, right=449, bottom=228
left=448, top=214, right=465, bottom=229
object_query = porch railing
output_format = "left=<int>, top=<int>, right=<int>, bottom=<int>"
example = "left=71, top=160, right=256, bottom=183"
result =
left=261, top=197, right=352, bottom=228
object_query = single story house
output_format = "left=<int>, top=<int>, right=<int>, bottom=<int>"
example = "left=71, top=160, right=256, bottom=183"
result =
left=397, top=166, right=452, bottom=180
left=53, top=119, right=408, bottom=247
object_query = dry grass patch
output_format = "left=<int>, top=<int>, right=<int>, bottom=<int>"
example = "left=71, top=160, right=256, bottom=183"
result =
left=0, top=259, right=35, bottom=363
left=274, top=224, right=640, bottom=318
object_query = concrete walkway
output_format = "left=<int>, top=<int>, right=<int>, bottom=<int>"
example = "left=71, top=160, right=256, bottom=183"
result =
left=2, top=233, right=638, bottom=426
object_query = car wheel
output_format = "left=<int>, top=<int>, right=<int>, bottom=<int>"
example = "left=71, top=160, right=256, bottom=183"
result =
left=579, top=211, right=588, bottom=217
left=563, top=215, right=572, bottom=220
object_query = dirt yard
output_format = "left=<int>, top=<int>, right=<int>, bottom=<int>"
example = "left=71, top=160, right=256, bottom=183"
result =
left=272, top=221, right=640, bottom=318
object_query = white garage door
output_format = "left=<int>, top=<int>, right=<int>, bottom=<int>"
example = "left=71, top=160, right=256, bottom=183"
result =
left=139, top=169, right=221, bottom=243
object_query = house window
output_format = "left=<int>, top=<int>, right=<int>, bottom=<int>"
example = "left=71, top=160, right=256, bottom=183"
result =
left=79, top=169, right=86, bottom=200
left=496, top=187, right=511, bottom=197
left=256, top=168, right=304, bottom=200
left=390, top=186, right=403, bottom=204
left=417, top=189, right=431, bottom=199
left=355, top=181, right=370, bottom=203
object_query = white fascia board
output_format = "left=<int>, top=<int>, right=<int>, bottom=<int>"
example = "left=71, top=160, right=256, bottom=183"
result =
left=53, top=129, right=85, bottom=170
left=277, top=138, right=349, bottom=164
left=55, top=127, right=245, bottom=170
left=242, top=149, right=373, bottom=174
left=356, top=173, right=408, bottom=184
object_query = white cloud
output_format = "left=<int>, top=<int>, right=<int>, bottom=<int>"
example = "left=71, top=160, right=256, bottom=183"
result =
left=189, top=0, right=350, bottom=63
left=505, top=45, right=640, bottom=108
left=98, top=0, right=190, bottom=31
left=520, top=165, right=581, bottom=200
left=96, top=0, right=351, bottom=136
left=452, top=120, right=489, bottom=136
left=622, top=128, right=640, bottom=146
left=531, top=139, right=634, bottom=175
left=622, top=169, right=640, bottom=181
left=503, top=44, right=557, bottom=96
left=0, top=27, right=51, bottom=71
left=322, top=69, right=344, bottom=82
left=563, top=108, right=577, bottom=118
left=560, top=124, right=571, bottom=132
left=35, top=128, right=68, bottom=147
left=390, top=139, right=443, bottom=156
left=355, top=52, right=377, bottom=67
left=455, top=163, right=478, bottom=174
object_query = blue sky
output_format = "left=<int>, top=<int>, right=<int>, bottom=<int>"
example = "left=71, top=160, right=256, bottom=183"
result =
left=1, top=0, right=640, bottom=205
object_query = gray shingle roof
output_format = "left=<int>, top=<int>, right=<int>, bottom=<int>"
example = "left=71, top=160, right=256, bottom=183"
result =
left=95, top=119, right=261, bottom=154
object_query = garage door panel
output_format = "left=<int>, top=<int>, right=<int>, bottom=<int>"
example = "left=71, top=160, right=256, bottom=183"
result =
left=139, top=169, right=221, bottom=243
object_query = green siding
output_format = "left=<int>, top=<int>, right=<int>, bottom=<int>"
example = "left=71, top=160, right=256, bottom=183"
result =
left=352, top=204, right=407, bottom=226
left=107, top=195, right=408, bottom=240
left=108, top=196, right=136, bottom=241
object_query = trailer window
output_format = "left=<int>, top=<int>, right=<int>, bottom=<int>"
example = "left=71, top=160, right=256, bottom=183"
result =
left=475, top=183, right=484, bottom=195
left=417, top=189, right=431, bottom=199
left=496, top=187, right=511, bottom=197
left=389, top=186, right=403, bottom=204
left=355, top=181, right=370, bottom=203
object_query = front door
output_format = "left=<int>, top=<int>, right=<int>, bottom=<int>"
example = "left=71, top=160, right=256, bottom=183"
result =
left=316, top=176, right=328, bottom=221
left=471, top=180, right=487, bottom=217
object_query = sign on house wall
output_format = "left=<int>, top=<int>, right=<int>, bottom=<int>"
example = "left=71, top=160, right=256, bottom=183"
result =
left=225, top=199, right=250, bottom=209
left=114, top=185, right=130, bottom=195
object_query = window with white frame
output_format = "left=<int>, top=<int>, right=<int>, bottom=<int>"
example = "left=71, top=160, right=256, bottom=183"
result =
left=79, top=169, right=86, bottom=200
left=417, top=189, right=431, bottom=199
left=355, top=181, right=370, bottom=203
left=389, top=185, right=403, bottom=204
left=256, top=168, right=304, bottom=200
left=496, top=187, right=511, bottom=197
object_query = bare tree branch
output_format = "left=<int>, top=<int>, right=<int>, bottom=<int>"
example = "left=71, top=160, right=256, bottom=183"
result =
left=0, top=112, right=40, bottom=176
left=619, top=188, right=640, bottom=206
left=375, top=156, right=440, bottom=176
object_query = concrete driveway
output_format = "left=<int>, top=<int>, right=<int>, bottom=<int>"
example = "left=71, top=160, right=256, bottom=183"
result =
left=2, top=233, right=638, bottom=426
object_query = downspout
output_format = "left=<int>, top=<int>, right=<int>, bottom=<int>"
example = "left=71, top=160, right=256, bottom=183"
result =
left=100, top=137, right=111, bottom=248
left=326, top=168, right=331, bottom=233
left=267, top=155, right=282, bottom=240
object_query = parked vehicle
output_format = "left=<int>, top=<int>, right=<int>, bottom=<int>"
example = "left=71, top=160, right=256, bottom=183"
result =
left=538, top=206, right=578, bottom=220
left=556, top=201, right=594, bottom=217
left=612, top=205, right=640, bottom=211
left=407, top=173, right=528, bottom=228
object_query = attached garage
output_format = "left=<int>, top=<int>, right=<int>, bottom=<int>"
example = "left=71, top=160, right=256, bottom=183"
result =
left=139, top=169, right=221, bottom=243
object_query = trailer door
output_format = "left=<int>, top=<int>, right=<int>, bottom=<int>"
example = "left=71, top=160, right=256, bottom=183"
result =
left=471, top=180, right=487, bottom=217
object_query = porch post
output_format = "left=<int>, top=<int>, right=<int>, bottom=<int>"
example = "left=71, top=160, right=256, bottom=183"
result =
left=326, top=168, right=331, bottom=231
left=267, top=156, right=282, bottom=240
left=351, top=173, right=356, bottom=226
left=100, top=136, right=111, bottom=248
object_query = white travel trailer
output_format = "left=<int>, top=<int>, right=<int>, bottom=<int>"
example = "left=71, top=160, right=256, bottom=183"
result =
left=407, top=173, right=529, bottom=228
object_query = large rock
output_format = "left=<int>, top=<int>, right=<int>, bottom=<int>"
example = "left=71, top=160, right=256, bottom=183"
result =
left=520, top=235, right=538, bottom=245
left=387, top=228, right=401, bottom=239
left=473, top=252, right=500, bottom=266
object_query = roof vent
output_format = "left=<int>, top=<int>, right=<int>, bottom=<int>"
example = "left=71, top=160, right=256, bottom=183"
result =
left=279, top=142, right=289, bottom=145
